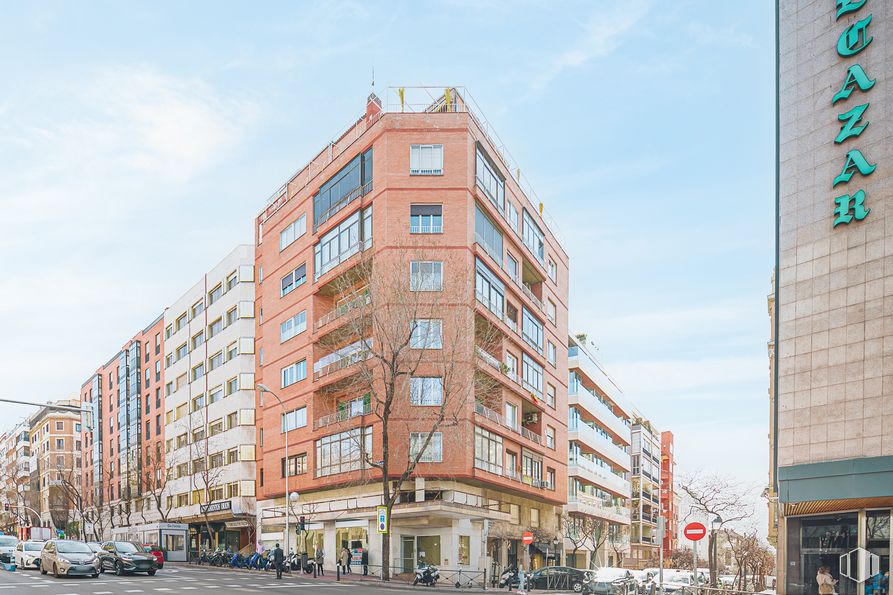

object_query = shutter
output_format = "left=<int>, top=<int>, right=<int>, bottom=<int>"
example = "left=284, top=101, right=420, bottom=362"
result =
left=410, top=204, right=442, bottom=216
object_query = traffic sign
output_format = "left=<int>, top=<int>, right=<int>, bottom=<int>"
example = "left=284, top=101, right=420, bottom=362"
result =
left=522, top=531, right=534, bottom=545
left=377, top=506, right=388, bottom=534
left=683, top=522, right=707, bottom=541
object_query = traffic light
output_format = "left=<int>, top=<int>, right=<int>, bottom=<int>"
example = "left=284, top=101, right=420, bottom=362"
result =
left=3, top=503, right=8, bottom=512
left=299, top=516, right=306, bottom=532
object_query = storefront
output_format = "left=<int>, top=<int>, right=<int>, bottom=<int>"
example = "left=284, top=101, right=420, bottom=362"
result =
left=185, top=500, right=253, bottom=554
left=111, top=522, right=189, bottom=562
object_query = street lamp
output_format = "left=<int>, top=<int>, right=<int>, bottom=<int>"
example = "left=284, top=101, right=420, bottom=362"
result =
left=710, top=516, right=722, bottom=584
left=289, top=492, right=299, bottom=554
left=257, top=383, right=290, bottom=556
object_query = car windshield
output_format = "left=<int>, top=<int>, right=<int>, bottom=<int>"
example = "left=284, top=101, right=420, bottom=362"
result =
left=24, top=543, right=43, bottom=551
left=57, top=541, right=93, bottom=554
left=88, top=543, right=102, bottom=552
left=595, top=568, right=631, bottom=580
left=0, top=536, right=17, bottom=546
left=665, top=574, right=692, bottom=584
left=115, top=542, right=141, bottom=553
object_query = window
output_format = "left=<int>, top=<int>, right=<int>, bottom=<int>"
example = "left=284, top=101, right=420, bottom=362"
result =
left=226, top=307, right=237, bottom=326
left=315, top=427, right=372, bottom=477
left=281, top=360, right=307, bottom=388
left=410, top=204, right=443, bottom=233
left=522, top=210, right=545, bottom=264
left=209, top=386, right=223, bottom=404
left=505, top=353, right=518, bottom=378
left=209, top=351, right=223, bottom=370
left=547, top=299, right=556, bottom=324
left=226, top=412, right=238, bottom=430
left=504, top=401, right=518, bottom=430
left=56, top=421, right=64, bottom=431
left=280, top=263, right=307, bottom=297
left=208, top=284, right=223, bottom=305
left=546, top=467, right=555, bottom=490
left=522, top=353, right=543, bottom=397
left=191, top=299, right=204, bottom=319
left=475, top=258, right=505, bottom=318
left=474, top=427, right=503, bottom=474
left=314, top=206, right=373, bottom=280
left=175, top=313, right=187, bottom=331
left=226, top=482, right=239, bottom=498
left=313, top=147, right=373, bottom=228
left=547, top=258, right=557, bottom=283
left=209, top=419, right=223, bottom=436
left=227, top=341, right=238, bottom=361
left=176, top=343, right=188, bottom=361
left=521, top=307, right=544, bottom=353
left=226, top=271, right=238, bottom=291
left=547, top=341, right=557, bottom=365
left=410, top=261, right=443, bottom=291
left=209, top=452, right=224, bottom=468
left=191, top=362, right=205, bottom=381
left=281, top=453, right=308, bottom=477
left=410, top=319, right=442, bottom=349
left=507, top=203, right=519, bottom=233
left=475, top=146, right=504, bottom=211
left=281, top=407, right=307, bottom=432
left=409, top=432, right=442, bottom=463
left=55, top=438, right=64, bottom=450
left=208, top=318, right=223, bottom=338
left=280, top=214, right=307, bottom=251
left=410, top=144, right=443, bottom=175
left=522, top=452, right=543, bottom=485
left=546, top=384, right=556, bottom=408
left=505, top=253, right=519, bottom=282
left=165, top=325, right=172, bottom=339
left=280, top=310, right=307, bottom=342
left=475, top=206, right=503, bottom=263
left=191, top=330, right=204, bottom=350
left=191, top=394, right=205, bottom=412
left=530, top=507, right=540, bottom=528
left=410, top=377, right=443, bottom=405
left=259, top=347, right=264, bottom=366
left=546, top=426, right=555, bottom=449
left=226, top=377, right=238, bottom=395
left=155, top=360, right=161, bottom=381
left=145, top=420, right=151, bottom=440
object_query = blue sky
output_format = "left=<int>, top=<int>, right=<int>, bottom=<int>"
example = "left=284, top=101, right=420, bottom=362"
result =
left=0, top=0, right=774, bottom=527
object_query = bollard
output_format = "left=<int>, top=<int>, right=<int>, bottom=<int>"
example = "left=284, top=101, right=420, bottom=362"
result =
left=337, top=565, right=340, bottom=582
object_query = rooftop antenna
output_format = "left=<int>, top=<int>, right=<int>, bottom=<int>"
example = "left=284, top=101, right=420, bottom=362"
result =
left=371, top=66, right=375, bottom=92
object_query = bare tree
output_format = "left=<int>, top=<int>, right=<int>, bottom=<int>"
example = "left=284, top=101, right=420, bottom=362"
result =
left=316, top=251, right=493, bottom=580
left=607, top=523, right=628, bottom=568
left=669, top=546, right=694, bottom=570
left=184, top=408, right=226, bottom=550
left=563, top=515, right=590, bottom=568
left=141, top=446, right=175, bottom=523
left=679, top=473, right=753, bottom=587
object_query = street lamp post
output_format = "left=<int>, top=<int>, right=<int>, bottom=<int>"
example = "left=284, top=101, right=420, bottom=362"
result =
left=710, top=515, right=722, bottom=586
left=257, top=384, right=291, bottom=557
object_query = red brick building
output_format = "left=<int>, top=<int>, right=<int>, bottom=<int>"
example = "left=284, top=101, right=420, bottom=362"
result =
left=659, top=431, right=677, bottom=555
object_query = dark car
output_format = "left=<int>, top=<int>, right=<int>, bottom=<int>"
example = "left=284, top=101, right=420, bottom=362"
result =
left=143, top=544, right=165, bottom=569
left=526, top=566, right=590, bottom=593
left=98, top=541, right=158, bottom=576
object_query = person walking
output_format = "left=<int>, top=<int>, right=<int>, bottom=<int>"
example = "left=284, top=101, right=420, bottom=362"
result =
left=817, top=566, right=838, bottom=595
left=361, top=549, right=369, bottom=576
left=340, top=547, right=351, bottom=574
left=272, top=543, right=284, bottom=580
left=315, top=546, right=325, bottom=576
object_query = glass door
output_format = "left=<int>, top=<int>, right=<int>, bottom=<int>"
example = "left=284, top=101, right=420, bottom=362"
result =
left=865, top=511, right=890, bottom=595
left=401, top=536, right=415, bottom=574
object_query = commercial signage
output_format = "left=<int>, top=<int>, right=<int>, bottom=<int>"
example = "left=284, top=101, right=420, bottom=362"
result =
left=683, top=522, right=707, bottom=542
left=831, top=0, right=877, bottom=227
left=376, top=506, right=388, bottom=534
left=200, top=500, right=232, bottom=514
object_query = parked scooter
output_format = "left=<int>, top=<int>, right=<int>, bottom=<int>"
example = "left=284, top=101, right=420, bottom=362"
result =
left=413, top=563, right=440, bottom=587
left=498, top=566, right=519, bottom=589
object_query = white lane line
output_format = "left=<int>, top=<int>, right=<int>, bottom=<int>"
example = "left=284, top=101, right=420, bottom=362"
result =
left=125, top=590, right=144, bottom=593
left=181, top=588, right=197, bottom=590
left=94, top=592, right=114, bottom=594
left=257, top=585, right=344, bottom=590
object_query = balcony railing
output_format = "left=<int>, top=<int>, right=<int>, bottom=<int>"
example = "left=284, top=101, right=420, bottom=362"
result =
left=315, top=237, right=372, bottom=281
left=314, top=338, right=373, bottom=380
left=569, top=420, right=630, bottom=470
left=410, top=224, right=443, bottom=234
left=473, top=459, right=548, bottom=489
left=568, top=493, right=631, bottom=524
left=520, top=283, right=544, bottom=312
left=474, top=402, right=541, bottom=445
left=568, top=388, right=631, bottom=444
left=568, top=455, right=631, bottom=497
left=315, top=403, right=372, bottom=429
left=316, top=290, right=371, bottom=330
left=475, top=347, right=543, bottom=404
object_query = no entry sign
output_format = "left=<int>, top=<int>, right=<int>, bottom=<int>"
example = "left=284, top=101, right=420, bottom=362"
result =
left=683, top=522, right=707, bottom=541
left=522, top=531, right=534, bottom=545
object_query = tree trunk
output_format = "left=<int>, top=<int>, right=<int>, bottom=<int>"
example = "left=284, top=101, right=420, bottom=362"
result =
left=707, top=533, right=717, bottom=587
left=381, top=415, right=391, bottom=581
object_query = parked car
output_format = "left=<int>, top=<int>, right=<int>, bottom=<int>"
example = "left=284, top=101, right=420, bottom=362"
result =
left=40, top=539, right=100, bottom=578
left=143, top=544, right=165, bottom=568
left=0, top=535, right=18, bottom=563
left=98, top=541, right=158, bottom=576
left=14, top=540, right=45, bottom=569
left=660, top=571, right=698, bottom=595
left=86, top=542, right=104, bottom=554
left=585, top=568, right=638, bottom=595
left=525, top=566, right=590, bottom=593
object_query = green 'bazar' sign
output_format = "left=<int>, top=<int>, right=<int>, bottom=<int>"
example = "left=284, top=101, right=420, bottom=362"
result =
left=831, top=0, right=877, bottom=227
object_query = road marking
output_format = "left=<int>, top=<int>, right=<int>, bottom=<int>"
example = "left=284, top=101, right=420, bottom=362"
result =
left=94, top=592, right=114, bottom=594
left=125, top=590, right=144, bottom=593
left=181, top=588, right=197, bottom=591
left=153, top=589, right=172, bottom=592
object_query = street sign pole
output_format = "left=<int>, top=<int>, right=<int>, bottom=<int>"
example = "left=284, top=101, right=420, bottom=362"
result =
left=683, top=523, right=706, bottom=595
left=657, top=517, right=665, bottom=595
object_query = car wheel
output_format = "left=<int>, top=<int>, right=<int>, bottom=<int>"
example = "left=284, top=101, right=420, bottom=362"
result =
left=147, top=569, right=157, bottom=576
left=92, top=573, right=99, bottom=579
left=115, top=561, right=124, bottom=576
left=573, top=582, right=584, bottom=593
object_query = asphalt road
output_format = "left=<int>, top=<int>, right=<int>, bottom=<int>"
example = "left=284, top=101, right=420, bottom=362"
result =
left=0, top=563, right=450, bottom=595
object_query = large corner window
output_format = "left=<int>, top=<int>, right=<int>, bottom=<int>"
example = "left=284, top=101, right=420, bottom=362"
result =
left=475, top=146, right=505, bottom=213
left=521, top=352, right=543, bottom=398
left=475, top=206, right=503, bottom=264
left=313, top=206, right=373, bottom=280
left=475, top=258, right=504, bottom=319
left=315, top=427, right=372, bottom=477
left=522, top=209, right=545, bottom=265
left=314, top=147, right=373, bottom=229
left=410, top=144, right=443, bottom=175
left=521, top=307, right=544, bottom=354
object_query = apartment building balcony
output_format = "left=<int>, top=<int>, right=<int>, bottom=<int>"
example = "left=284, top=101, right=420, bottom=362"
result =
left=631, top=511, right=659, bottom=524
left=632, top=490, right=661, bottom=506
left=472, top=240, right=547, bottom=319
left=315, top=400, right=372, bottom=430
left=566, top=492, right=631, bottom=525
left=475, top=346, right=544, bottom=404
left=631, top=535, right=658, bottom=546
left=569, top=388, right=631, bottom=445
left=568, top=420, right=631, bottom=471
left=315, top=288, right=371, bottom=333
left=313, top=338, right=373, bottom=382
left=474, top=402, right=542, bottom=446
left=568, top=455, right=631, bottom=498
left=314, top=237, right=372, bottom=284
left=473, top=458, right=552, bottom=491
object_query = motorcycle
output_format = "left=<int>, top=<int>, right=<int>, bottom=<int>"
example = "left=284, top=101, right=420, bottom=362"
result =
left=498, top=567, right=519, bottom=589
left=413, top=563, right=440, bottom=587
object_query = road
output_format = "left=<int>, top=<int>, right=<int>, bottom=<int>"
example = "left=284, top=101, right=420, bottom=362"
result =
left=0, top=563, right=458, bottom=595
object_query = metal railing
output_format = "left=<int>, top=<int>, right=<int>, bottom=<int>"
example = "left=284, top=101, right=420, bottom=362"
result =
left=315, top=403, right=372, bottom=429
left=313, top=339, right=373, bottom=380
left=314, top=237, right=372, bottom=281
left=474, top=402, right=542, bottom=445
left=315, top=290, right=371, bottom=330
left=409, top=224, right=443, bottom=234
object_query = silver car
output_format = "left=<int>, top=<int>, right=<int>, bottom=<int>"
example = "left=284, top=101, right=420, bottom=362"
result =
left=14, top=540, right=44, bottom=569
left=0, top=535, right=18, bottom=563
left=40, top=539, right=100, bottom=578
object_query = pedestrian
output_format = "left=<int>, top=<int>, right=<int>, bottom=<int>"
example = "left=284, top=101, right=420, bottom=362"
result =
left=341, top=547, right=350, bottom=574
left=273, top=543, right=284, bottom=580
left=817, top=566, right=838, bottom=595
left=315, top=546, right=325, bottom=576
left=361, top=549, right=369, bottom=576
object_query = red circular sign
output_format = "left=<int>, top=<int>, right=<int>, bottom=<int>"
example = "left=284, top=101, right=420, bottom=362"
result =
left=683, top=522, right=707, bottom=541
left=522, top=531, right=534, bottom=545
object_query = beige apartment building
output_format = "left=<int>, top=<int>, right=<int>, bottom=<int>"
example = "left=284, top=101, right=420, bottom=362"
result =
left=28, top=400, right=82, bottom=530
left=773, top=1, right=893, bottom=594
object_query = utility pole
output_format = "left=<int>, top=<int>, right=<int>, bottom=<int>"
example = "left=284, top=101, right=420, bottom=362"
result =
left=657, top=517, right=665, bottom=595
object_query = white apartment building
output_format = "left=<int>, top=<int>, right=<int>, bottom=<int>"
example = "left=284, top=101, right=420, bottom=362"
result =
left=0, top=421, right=34, bottom=532
left=163, top=245, right=258, bottom=552
left=629, top=415, right=661, bottom=569
left=566, top=334, right=633, bottom=569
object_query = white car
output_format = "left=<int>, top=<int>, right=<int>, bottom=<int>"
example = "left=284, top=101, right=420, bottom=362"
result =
left=14, top=541, right=44, bottom=569
left=0, top=535, right=18, bottom=563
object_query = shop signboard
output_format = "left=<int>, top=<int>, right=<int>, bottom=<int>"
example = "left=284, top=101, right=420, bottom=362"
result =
left=201, top=500, right=232, bottom=514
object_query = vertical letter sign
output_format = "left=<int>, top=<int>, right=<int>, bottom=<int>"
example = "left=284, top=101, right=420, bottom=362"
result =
left=377, top=506, right=388, bottom=534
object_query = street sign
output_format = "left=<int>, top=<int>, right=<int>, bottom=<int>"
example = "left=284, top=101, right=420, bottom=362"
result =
left=377, top=506, right=388, bottom=534
left=522, top=531, right=534, bottom=545
left=683, top=522, right=707, bottom=541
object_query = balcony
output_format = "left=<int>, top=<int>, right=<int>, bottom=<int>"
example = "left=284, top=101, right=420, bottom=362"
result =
left=315, top=237, right=372, bottom=282
left=568, top=347, right=633, bottom=419
left=473, top=458, right=550, bottom=490
left=568, top=421, right=631, bottom=471
left=410, top=224, right=443, bottom=234
left=315, top=402, right=372, bottom=430
left=568, top=455, right=631, bottom=498
left=567, top=492, right=631, bottom=525
left=316, top=289, right=371, bottom=331
left=474, top=402, right=541, bottom=446
left=475, top=346, right=542, bottom=403
left=569, top=388, right=631, bottom=445
left=631, top=511, right=659, bottom=524
left=313, top=338, right=373, bottom=381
